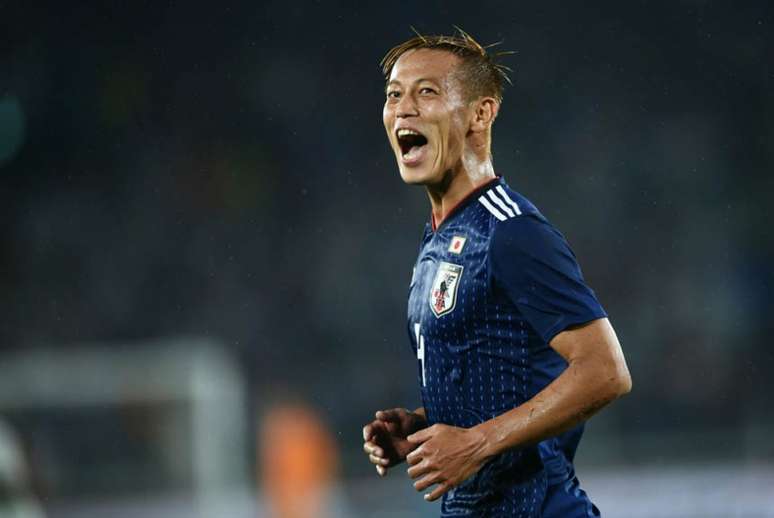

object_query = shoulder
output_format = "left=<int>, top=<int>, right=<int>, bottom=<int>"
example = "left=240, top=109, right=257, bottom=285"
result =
left=477, top=184, right=565, bottom=255
left=482, top=188, right=579, bottom=278
left=489, top=216, right=573, bottom=281
left=475, top=182, right=539, bottom=222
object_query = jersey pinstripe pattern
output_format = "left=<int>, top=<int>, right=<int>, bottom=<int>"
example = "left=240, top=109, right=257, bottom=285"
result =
left=407, top=177, right=605, bottom=517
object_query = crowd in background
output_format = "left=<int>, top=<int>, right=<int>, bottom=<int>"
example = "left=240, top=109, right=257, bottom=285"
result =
left=1, top=2, right=772, bottom=503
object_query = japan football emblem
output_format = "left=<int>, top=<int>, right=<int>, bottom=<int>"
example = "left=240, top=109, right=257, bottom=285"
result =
left=429, top=262, right=464, bottom=318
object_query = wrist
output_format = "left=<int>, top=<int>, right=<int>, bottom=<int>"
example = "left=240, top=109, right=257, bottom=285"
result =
left=473, top=419, right=504, bottom=460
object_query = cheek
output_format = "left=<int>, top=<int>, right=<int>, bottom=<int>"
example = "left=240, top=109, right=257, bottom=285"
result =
left=439, top=121, right=463, bottom=156
left=449, top=116, right=467, bottom=150
left=382, top=105, right=393, bottom=133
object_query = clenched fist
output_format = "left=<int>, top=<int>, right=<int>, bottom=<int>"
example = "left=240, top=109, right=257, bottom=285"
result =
left=362, top=408, right=427, bottom=476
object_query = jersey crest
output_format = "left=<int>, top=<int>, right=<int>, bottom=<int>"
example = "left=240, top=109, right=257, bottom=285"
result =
left=429, top=262, right=463, bottom=318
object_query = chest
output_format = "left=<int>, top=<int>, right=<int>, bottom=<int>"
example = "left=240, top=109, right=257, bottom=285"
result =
left=407, top=226, right=492, bottom=347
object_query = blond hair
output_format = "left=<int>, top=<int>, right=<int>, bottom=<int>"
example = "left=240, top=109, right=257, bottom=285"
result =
left=380, top=27, right=513, bottom=103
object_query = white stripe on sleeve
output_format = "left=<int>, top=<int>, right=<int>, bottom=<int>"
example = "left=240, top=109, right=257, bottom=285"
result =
left=486, top=190, right=515, bottom=218
left=478, top=196, right=507, bottom=221
left=495, top=185, right=522, bottom=215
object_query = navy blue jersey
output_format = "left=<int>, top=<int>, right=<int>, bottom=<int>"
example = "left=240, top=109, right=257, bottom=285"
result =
left=407, top=177, right=606, bottom=517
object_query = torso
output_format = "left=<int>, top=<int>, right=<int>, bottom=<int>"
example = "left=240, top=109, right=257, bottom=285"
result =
left=406, top=178, right=597, bottom=516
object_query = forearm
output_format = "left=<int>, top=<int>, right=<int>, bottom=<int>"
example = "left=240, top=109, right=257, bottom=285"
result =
left=476, top=355, right=629, bottom=459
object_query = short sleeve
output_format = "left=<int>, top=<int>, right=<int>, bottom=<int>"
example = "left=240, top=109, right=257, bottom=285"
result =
left=490, top=216, right=607, bottom=343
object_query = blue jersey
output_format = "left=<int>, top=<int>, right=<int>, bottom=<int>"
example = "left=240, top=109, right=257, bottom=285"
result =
left=407, top=177, right=606, bottom=517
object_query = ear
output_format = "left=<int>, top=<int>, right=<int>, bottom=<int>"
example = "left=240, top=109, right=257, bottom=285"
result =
left=469, top=97, right=499, bottom=133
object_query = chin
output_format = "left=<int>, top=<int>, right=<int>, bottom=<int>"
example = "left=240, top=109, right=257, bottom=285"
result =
left=398, top=166, right=435, bottom=185
left=395, top=154, right=441, bottom=186
left=398, top=168, right=421, bottom=184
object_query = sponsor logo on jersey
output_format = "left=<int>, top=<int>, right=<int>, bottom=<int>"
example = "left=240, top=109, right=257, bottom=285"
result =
left=429, top=262, right=464, bottom=318
left=448, top=236, right=466, bottom=254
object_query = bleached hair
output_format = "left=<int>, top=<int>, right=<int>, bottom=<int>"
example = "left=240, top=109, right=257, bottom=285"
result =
left=380, top=26, right=513, bottom=103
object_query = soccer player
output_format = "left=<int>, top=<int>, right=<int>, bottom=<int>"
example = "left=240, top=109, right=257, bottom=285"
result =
left=362, top=29, right=632, bottom=517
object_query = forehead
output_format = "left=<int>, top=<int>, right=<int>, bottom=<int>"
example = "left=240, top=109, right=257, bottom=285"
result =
left=388, top=48, right=462, bottom=84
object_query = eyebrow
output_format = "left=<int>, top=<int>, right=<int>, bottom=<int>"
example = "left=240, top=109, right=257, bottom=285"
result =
left=385, top=78, right=441, bottom=91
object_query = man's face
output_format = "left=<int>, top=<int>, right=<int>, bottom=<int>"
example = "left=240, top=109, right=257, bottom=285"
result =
left=383, top=49, right=472, bottom=186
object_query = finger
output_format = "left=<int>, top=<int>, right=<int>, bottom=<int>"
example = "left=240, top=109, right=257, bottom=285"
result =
left=376, top=465, right=386, bottom=476
left=405, top=447, right=424, bottom=466
left=424, top=482, right=450, bottom=502
left=364, top=433, right=385, bottom=456
left=363, top=441, right=384, bottom=457
left=407, top=461, right=432, bottom=479
left=413, top=472, right=440, bottom=492
left=375, top=408, right=403, bottom=422
left=363, top=419, right=389, bottom=441
left=369, top=453, right=389, bottom=466
left=407, top=426, right=433, bottom=444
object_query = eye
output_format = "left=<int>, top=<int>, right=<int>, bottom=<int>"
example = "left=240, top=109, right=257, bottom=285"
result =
left=386, top=90, right=401, bottom=100
left=419, top=87, right=437, bottom=95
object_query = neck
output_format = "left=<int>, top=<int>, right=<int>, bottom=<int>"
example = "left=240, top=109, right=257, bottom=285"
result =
left=427, top=152, right=496, bottom=228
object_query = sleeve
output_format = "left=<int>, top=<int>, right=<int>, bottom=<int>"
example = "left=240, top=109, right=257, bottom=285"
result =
left=490, top=216, right=607, bottom=344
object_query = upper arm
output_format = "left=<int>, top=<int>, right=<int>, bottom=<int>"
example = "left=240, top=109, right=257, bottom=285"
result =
left=490, top=216, right=607, bottom=343
left=491, top=217, right=631, bottom=394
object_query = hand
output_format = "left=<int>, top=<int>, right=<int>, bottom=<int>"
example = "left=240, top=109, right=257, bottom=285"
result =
left=362, top=408, right=427, bottom=476
left=405, top=424, right=491, bottom=502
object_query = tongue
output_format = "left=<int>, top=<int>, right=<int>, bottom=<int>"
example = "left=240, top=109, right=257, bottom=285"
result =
left=403, top=145, right=425, bottom=161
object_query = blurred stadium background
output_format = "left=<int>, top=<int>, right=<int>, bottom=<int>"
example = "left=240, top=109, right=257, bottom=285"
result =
left=1, top=2, right=773, bottom=517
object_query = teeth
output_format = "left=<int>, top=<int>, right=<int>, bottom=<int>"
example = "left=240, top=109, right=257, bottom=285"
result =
left=397, top=128, right=421, bottom=137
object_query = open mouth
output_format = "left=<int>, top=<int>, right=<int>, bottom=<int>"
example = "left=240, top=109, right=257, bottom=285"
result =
left=396, top=128, right=428, bottom=161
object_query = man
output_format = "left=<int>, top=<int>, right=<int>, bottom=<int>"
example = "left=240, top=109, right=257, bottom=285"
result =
left=362, top=29, right=632, bottom=517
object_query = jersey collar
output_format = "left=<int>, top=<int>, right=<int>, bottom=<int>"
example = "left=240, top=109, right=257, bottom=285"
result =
left=431, top=176, right=502, bottom=232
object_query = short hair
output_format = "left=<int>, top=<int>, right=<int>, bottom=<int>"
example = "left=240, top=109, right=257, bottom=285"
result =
left=380, top=27, right=513, bottom=103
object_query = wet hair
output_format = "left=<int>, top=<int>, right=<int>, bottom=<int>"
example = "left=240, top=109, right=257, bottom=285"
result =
left=380, top=27, right=513, bottom=103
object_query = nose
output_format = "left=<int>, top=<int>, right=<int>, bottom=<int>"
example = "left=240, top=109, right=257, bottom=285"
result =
left=396, top=93, right=418, bottom=118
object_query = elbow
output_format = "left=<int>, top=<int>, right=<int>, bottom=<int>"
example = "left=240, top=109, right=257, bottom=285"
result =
left=607, top=364, right=632, bottom=400
left=615, top=369, right=632, bottom=397
left=590, top=360, right=631, bottom=403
